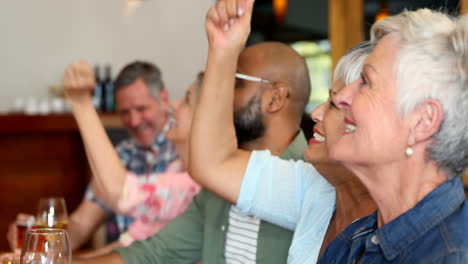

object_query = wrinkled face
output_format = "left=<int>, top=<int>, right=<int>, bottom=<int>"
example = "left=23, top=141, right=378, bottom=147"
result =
left=330, top=34, right=409, bottom=167
left=116, top=78, right=166, bottom=147
left=305, top=80, right=347, bottom=164
left=165, top=81, right=197, bottom=144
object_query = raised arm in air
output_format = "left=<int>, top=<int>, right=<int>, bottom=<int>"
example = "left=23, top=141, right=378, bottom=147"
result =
left=64, top=61, right=126, bottom=212
left=189, top=0, right=255, bottom=203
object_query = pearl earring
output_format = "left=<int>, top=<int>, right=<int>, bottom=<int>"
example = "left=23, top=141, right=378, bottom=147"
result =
left=405, top=147, right=414, bottom=157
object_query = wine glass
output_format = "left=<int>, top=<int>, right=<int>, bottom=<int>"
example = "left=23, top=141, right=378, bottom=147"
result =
left=20, top=229, right=71, bottom=264
left=35, top=198, right=68, bottom=229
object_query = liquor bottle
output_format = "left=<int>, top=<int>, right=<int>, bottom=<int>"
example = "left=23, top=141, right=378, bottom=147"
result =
left=93, top=65, right=103, bottom=111
left=102, top=65, right=114, bottom=112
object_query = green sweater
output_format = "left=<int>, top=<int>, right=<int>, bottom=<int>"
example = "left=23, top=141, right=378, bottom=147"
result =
left=115, top=131, right=307, bottom=264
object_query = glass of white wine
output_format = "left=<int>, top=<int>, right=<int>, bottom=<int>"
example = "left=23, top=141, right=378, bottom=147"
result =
left=20, top=228, right=71, bottom=264
left=35, top=198, right=68, bottom=229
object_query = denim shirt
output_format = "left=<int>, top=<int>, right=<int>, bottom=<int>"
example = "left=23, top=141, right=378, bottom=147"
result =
left=318, top=177, right=468, bottom=264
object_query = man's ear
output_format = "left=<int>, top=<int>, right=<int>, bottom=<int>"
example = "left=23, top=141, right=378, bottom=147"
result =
left=159, top=89, right=170, bottom=109
left=265, top=83, right=289, bottom=113
left=408, top=99, right=444, bottom=146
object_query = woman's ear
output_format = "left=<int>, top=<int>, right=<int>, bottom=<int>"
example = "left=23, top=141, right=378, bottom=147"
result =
left=408, top=99, right=444, bottom=145
left=265, top=83, right=289, bottom=113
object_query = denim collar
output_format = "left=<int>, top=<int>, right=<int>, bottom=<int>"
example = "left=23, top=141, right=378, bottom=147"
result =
left=155, top=116, right=171, bottom=144
left=375, top=177, right=465, bottom=261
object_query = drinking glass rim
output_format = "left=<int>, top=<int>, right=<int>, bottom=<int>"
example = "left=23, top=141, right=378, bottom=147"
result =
left=27, top=228, right=67, bottom=235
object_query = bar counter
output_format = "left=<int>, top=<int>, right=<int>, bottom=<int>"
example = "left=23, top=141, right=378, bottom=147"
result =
left=0, top=114, right=121, bottom=251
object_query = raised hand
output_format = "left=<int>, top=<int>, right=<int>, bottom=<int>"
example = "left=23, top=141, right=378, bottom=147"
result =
left=205, top=0, right=255, bottom=56
left=63, top=60, right=96, bottom=104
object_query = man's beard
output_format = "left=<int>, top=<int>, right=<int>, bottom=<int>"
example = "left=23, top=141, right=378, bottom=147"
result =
left=233, top=94, right=265, bottom=145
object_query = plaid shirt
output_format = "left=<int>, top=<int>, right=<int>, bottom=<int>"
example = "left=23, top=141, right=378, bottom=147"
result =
left=85, top=121, right=177, bottom=242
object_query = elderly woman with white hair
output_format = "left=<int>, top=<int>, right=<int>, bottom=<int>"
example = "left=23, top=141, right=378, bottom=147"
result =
left=317, top=9, right=468, bottom=263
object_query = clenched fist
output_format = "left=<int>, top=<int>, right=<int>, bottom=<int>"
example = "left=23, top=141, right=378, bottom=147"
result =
left=63, top=60, right=96, bottom=104
left=205, top=0, right=255, bottom=56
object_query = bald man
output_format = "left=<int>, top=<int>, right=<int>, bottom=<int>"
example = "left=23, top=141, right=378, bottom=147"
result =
left=73, top=40, right=311, bottom=264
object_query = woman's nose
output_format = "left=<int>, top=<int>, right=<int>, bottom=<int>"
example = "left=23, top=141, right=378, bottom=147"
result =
left=310, top=102, right=326, bottom=123
left=335, top=80, right=358, bottom=110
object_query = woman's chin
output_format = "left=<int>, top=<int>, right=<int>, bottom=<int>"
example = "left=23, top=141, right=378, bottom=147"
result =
left=304, top=145, right=326, bottom=164
left=328, top=144, right=350, bottom=163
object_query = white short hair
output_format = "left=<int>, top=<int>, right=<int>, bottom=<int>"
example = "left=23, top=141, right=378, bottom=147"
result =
left=371, top=9, right=468, bottom=179
left=333, top=41, right=373, bottom=86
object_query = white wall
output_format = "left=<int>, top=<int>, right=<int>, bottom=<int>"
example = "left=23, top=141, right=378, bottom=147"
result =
left=0, top=0, right=212, bottom=112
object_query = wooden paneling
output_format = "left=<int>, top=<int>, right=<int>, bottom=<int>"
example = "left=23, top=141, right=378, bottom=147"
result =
left=461, top=0, right=468, bottom=14
left=329, top=0, right=364, bottom=73
left=0, top=114, right=90, bottom=251
left=463, top=170, right=468, bottom=198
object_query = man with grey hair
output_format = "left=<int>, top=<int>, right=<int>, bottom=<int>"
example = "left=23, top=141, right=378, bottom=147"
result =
left=80, top=61, right=177, bottom=247
left=78, top=61, right=177, bottom=248
left=7, top=61, right=177, bottom=252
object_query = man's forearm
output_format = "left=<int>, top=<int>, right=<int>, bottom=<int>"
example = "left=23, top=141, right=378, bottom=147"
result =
left=69, top=96, right=125, bottom=212
left=67, top=200, right=109, bottom=251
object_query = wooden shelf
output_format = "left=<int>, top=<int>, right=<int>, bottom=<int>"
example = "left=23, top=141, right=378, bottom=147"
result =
left=98, top=113, right=123, bottom=129
left=0, top=113, right=123, bottom=132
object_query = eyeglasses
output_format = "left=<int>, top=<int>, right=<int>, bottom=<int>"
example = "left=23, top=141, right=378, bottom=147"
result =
left=236, top=72, right=289, bottom=98
left=235, top=73, right=273, bottom=85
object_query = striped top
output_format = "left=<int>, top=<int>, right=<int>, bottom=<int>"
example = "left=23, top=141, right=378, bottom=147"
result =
left=225, top=205, right=261, bottom=264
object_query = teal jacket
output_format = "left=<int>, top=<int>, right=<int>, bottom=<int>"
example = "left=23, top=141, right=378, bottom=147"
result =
left=115, top=131, right=307, bottom=264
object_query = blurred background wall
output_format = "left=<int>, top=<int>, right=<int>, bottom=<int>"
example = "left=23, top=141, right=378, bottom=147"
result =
left=0, top=0, right=212, bottom=113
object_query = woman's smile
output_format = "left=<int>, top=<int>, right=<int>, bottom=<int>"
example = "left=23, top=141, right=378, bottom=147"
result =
left=309, top=128, right=326, bottom=144
left=344, top=118, right=356, bottom=134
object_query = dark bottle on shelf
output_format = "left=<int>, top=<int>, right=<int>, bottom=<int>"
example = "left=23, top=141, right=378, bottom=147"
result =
left=102, top=65, right=114, bottom=112
left=93, top=65, right=104, bottom=111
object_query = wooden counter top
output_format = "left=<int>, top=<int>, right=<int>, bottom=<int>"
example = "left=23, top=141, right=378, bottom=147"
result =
left=0, top=113, right=123, bottom=133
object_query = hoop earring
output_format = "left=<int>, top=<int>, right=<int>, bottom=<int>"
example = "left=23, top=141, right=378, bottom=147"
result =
left=405, top=147, right=414, bottom=157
